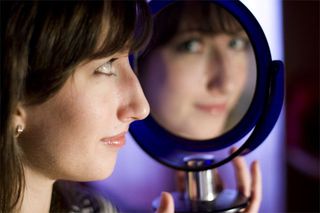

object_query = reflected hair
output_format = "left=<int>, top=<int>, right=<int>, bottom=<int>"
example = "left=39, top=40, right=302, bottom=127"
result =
left=1, top=1, right=151, bottom=212
left=139, top=1, right=243, bottom=58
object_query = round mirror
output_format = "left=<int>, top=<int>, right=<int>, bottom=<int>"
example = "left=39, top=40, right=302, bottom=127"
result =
left=138, top=1, right=256, bottom=140
left=129, top=0, right=283, bottom=171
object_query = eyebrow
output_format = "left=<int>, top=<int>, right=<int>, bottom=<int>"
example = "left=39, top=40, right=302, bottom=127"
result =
left=175, top=29, right=248, bottom=39
left=177, top=28, right=246, bottom=35
left=176, top=28, right=209, bottom=34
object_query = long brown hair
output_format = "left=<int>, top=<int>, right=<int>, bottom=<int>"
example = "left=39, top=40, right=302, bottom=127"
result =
left=1, top=1, right=151, bottom=212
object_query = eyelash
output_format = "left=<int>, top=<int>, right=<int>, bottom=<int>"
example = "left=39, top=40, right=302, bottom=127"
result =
left=175, top=38, right=203, bottom=53
left=94, top=58, right=118, bottom=76
left=229, top=37, right=249, bottom=51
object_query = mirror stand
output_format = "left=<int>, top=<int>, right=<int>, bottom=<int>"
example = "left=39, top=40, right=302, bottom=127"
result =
left=153, top=159, right=248, bottom=212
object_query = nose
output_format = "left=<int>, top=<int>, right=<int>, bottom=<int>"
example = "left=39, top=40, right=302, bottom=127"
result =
left=117, top=64, right=150, bottom=123
left=206, top=50, right=232, bottom=95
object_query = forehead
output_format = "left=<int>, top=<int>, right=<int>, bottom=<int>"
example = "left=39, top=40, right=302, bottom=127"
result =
left=176, top=2, right=243, bottom=34
left=169, top=29, right=248, bottom=45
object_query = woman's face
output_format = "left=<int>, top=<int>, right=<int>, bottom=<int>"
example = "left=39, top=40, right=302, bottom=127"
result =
left=140, top=31, right=254, bottom=140
left=20, top=52, right=150, bottom=181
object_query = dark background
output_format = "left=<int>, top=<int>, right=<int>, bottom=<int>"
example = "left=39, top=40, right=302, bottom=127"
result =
left=283, top=0, right=319, bottom=212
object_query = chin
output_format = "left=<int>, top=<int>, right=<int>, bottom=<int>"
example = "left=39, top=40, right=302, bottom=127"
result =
left=180, top=127, right=222, bottom=140
left=91, top=164, right=116, bottom=181
left=68, top=161, right=117, bottom=182
left=73, top=169, right=114, bottom=182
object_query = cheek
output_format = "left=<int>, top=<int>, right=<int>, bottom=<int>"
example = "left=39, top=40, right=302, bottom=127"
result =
left=230, top=56, right=248, bottom=89
left=166, top=57, right=204, bottom=97
left=53, top=90, right=118, bottom=180
left=226, top=59, right=249, bottom=111
left=157, top=60, right=205, bottom=122
left=21, top=82, right=116, bottom=180
left=48, top=88, right=108, bottom=139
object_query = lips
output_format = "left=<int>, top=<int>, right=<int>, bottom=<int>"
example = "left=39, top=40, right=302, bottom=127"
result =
left=101, top=132, right=126, bottom=148
left=195, top=103, right=227, bottom=115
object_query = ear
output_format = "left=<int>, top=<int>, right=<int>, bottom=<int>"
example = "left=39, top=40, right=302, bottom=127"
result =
left=12, top=103, right=27, bottom=133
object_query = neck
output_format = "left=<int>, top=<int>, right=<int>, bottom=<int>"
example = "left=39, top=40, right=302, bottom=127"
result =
left=19, top=164, right=55, bottom=213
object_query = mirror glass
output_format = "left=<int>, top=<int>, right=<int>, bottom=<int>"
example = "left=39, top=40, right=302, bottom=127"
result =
left=137, top=1, right=256, bottom=140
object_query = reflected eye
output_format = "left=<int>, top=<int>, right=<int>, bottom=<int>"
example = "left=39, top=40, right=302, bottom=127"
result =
left=228, top=37, right=249, bottom=51
left=95, top=58, right=117, bottom=76
left=175, top=38, right=204, bottom=53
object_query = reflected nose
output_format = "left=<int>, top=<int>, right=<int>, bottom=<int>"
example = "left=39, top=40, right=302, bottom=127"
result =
left=117, top=65, right=150, bottom=123
left=206, top=51, right=232, bottom=94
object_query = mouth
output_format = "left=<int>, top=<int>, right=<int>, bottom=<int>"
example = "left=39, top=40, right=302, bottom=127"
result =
left=194, top=103, right=227, bottom=115
left=100, top=132, right=127, bottom=148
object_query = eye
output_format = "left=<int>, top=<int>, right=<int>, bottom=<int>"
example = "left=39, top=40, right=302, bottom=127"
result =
left=228, top=37, right=249, bottom=51
left=94, top=58, right=117, bottom=76
left=175, top=38, right=204, bottom=53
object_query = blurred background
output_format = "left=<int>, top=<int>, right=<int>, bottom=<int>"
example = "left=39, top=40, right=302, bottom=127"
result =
left=283, top=0, right=319, bottom=212
left=87, top=1, right=319, bottom=212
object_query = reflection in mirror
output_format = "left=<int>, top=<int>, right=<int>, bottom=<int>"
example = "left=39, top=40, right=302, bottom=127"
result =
left=138, top=1, right=256, bottom=140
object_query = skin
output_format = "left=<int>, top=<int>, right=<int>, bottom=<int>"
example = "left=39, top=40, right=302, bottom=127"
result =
left=141, top=30, right=261, bottom=211
left=15, top=52, right=150, bottom=212
left=230, top=148, right=262, bottom=213
left=140, top=30, right=260, bottom=213
left=174, top=149, right=262, bottom=213
left=12, top=17, right=259, bottom=213
left=140, top=31, right=255, bottom=140
left=156, top=192, right=174, bottom=213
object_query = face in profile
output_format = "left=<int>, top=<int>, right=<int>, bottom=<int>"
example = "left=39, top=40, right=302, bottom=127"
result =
left=139, top=2, right=256, bottom=140
left=20, top=53, right=150, bottom=181
left=9, top=1, right=152, bottom=182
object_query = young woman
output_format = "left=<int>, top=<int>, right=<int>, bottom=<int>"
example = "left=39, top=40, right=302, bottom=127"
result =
left=1, top=1, right=173, bottom=212
left=138, top=1, right=261, bottom=212
left=138, top=1, right=257, bottom=141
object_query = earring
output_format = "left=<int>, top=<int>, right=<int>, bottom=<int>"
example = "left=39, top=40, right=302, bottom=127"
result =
left=15, top=125, right=24, bottom=137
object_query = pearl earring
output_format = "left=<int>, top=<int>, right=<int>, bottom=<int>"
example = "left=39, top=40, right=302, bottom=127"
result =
left=15, top=125, right=24, bottom=137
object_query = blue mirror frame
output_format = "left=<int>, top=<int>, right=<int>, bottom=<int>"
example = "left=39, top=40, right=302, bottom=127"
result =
left=129, top=0, right=284, bottom=171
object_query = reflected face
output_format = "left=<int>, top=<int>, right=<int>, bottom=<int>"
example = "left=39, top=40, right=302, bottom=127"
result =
left=20, top=53, right=150, bottom=181
left=140, top=31, right=254, bottom=140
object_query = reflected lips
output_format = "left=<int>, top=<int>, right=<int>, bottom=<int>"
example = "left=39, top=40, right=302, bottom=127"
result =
left=101, top=132, right=126, bottom=148
left=195, top=103, right=227, bottom=114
